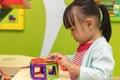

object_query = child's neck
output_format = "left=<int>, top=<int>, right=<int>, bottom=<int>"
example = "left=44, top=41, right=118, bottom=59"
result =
left=87, top=31, right=102, bottom=44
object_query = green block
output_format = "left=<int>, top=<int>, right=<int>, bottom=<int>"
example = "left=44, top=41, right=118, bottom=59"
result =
left=46, top=64, right=59, bottom=80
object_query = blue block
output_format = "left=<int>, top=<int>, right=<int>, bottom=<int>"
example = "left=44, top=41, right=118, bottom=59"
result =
left=0, top=75, right=2, bottom=79
left=49, top=66, right=55, bottom=74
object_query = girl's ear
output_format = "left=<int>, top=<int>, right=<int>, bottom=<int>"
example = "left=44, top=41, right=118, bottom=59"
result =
left=86, top=18, right=95, bottom=30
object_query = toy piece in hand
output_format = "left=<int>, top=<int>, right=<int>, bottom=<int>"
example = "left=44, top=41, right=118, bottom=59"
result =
left=31, top=58, right=47, bottom=63
left=46, top=57, right=56, bottom=62
left=56, top=58, right=68, bottom=71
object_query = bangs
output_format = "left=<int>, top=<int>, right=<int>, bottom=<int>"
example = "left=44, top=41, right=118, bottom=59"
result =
left=63, top=5, right=75, bottom=29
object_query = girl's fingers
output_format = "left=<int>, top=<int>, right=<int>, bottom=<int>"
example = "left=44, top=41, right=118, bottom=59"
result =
left=49, top=53, right=64, bottom=59
left=44, top=53, right=61, bottom=59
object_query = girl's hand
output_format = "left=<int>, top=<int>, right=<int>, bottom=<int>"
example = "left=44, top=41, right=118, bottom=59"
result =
left=45, top=53, right=73, bottom=71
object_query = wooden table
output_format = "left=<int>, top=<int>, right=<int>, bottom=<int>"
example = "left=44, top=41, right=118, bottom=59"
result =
left=12, top=67, right=70, bottom=80
left=0, top=55, right=70, bottom=80
left=0, top=55, right=33, bottom=76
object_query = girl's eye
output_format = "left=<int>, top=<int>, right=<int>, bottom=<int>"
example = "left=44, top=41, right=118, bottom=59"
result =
left=70, top=27, right=75, bottom=32
left=70, top=29, right=73, bottom=32
left=71, top=29, right=74, bottom=31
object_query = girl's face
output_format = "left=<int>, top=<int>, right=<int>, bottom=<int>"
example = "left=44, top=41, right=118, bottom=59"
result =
left=69, top=11, right=98, bottom=44
left=68, top=7, right=101, bottom=44
left=70, top=20, right=92, bottom=44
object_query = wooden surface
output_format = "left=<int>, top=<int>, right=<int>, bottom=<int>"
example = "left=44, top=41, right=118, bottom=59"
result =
left=0, top=55, right=33, bottom=76
left=12, top=67, right=70, bottom=80
left=8, top=68, right=120, bottom=80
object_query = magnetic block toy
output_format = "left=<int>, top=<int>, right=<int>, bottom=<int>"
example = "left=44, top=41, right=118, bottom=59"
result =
left=30, top=58, right=59, bottom=80
left=0, top=70, right=12, bottom=80
left=0, top=75, right=11, bottom=80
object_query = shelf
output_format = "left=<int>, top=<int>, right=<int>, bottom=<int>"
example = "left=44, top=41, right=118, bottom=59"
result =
left=0, top=0, right=31, bottom=9
left=110, top=16, right=120, bottom=22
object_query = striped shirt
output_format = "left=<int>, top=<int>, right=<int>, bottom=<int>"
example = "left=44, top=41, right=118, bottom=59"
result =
left=69, top=43, right=92, bottom=80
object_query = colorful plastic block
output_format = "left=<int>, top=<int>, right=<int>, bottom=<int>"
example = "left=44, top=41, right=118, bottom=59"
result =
left=0, top=75, right=12, bottom=80
left=30, top=58, right=59, bottom=80
left=46, top=64, right=59, bottom=80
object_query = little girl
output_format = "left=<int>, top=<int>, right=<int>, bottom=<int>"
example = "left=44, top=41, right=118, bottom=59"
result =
left=47, top=0, right=115, bottom=80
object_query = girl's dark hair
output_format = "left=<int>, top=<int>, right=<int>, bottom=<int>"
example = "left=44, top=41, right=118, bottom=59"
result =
left=63, top=0, right=112, bottom=42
